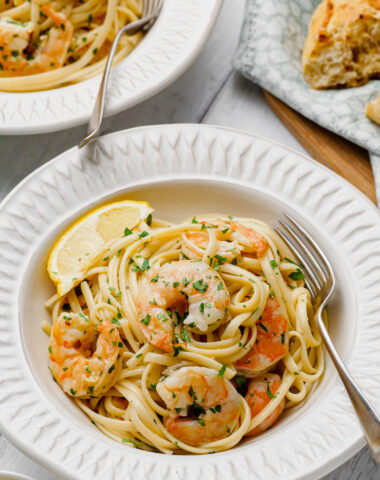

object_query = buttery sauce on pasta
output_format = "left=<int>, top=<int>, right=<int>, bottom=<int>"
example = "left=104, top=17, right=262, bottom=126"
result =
left=0, top=0, right=143, bottom=91
left=44, top=213, right=325, bottom=454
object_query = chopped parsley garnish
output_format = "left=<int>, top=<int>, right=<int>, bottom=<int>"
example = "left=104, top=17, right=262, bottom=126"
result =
left=269, top=259, right=278, bottom=270
left=151, top=274, right=159, bottom=283
left=124, top=227, right=133, bottom=236
left=218, top=364, right=227, bottom=378
left=191, top=217, right=198, bottom=224
left=79, top=313, right=90, bottom=323
left=138, top=231, right=149, bottom=239
left=266, top=383, right=276, bottom=399
left=269, top=290, right=275, bottom=298
left=141, top=314, right=151, bottom=326
left=258, top=322, right=268, bottom=332
left=193, top=279, right=208, bottom=293
left=108, top=364, right=116, bottom=374
left=141, top=259, right=150, bottom=271
left=70, top=388, right=77, bottom=396
left=147, top=214, right=152, bottom=226
left=173, top=345, right=183, bottom=357
left=288, top=268, right=305, bottom=281
left=112, top=318, right=120, bottom=325
left=284, top=257, right=301, bottom=267
left=217, top=282, right=223, bottom=291
left=122, top=438, right=143, bottom=448
left=281, top=333, right=285, bottom=344
left=181, top=328, right=190, bottom=343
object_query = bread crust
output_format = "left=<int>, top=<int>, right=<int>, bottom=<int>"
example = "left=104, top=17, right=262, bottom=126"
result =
left=366, top=93, right=380, bottom=125
left=302, top=0, right=380, bottom=89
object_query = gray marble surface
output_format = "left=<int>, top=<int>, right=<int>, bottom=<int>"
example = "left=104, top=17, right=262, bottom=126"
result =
left=0, top=1, right=379, bottom=479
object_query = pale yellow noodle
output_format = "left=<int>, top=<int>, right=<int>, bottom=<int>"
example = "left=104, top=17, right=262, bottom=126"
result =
left=0, top=0, right=143, bottom=91
left=44, top=214, right=325, bottom=454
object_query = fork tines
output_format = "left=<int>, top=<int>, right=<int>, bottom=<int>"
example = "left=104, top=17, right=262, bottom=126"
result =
left=274, top=214, right=334, bottom=299
left=143, top=0, right=163, bottom=21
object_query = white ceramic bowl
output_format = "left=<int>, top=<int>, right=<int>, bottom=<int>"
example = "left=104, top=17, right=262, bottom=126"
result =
left=0, top=124, right=379, bottom=480
left=0, top=473, right=34, bottom=480
left=0, top=0, right=221, bottom=135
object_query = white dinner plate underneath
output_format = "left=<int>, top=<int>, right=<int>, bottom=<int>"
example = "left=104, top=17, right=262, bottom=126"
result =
left=0, top=0, right=221, bottom=135
left=0, top=124, right=379, bottom=480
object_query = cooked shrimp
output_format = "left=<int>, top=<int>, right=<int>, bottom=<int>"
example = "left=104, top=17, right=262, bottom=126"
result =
left=235, top=297, right=288, bottom=377
left=0, top=5, right=73, bottom=76
left=230, top=221, right=268, bottom=257
left=157, top=366, right=241, bottom=446
left=183, top=219, right=267, bottom=259
left=137, top=260, right=230, bottom=352
left=244, top=373, right=284, bottom=436
left=49, top=313, right=122, bottom=398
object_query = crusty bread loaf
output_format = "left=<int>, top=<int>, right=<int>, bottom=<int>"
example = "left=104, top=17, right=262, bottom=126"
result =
left=366, top=93, right=380, bottom=124
left=302, top=0, right=380, bottom=89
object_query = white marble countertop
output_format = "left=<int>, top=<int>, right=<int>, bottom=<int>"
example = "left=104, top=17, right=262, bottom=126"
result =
left=0, top=1, right=379, bottom=479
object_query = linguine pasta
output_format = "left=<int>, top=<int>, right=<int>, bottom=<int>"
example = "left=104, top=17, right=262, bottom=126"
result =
left=44, top=213, right=325, bottom=454
left=0, top=0, right=143, bottom=91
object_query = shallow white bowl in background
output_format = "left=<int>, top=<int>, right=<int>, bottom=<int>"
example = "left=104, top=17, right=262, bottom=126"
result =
left=0, top=124, right=379, bottom=480
left=0, top=0, right=221, bottom=135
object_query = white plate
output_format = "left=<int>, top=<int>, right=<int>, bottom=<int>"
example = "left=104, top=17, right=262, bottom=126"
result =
left=0, top=124, right=379, bottom=480
left=0, top=0, right=221, bottom=135
left=0, top=472, right=34, bottom=480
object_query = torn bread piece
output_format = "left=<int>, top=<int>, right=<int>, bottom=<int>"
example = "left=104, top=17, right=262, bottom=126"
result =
left=366, top=93, right=380, bottom=125
left=302, top=0, right=380, bottom=89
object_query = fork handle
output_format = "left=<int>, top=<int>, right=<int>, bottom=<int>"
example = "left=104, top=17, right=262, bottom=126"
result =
left=318, top=311, right=380, bottom=462
left=79, top=17, right=151, bottom=149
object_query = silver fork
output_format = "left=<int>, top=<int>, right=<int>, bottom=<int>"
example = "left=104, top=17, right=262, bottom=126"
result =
left=275, top=213, right=380, bottom=463
left=79, top=0, right=163, bottom=149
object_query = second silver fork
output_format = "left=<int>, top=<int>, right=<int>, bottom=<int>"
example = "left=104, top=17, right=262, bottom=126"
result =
left=79, top=0, right=163, bottom=149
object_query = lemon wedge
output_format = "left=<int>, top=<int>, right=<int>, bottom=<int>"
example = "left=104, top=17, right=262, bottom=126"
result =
left=48, top=200, right=153, bottom=297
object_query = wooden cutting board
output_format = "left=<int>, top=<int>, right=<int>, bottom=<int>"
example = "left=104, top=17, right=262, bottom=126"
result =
left=264, top=91, right=377, bottom=205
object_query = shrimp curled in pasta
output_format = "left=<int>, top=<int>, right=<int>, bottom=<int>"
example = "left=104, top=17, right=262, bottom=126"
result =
left=49, top=313, right=122, bottom=398
left=0, top=5, right=73, bottom=76
left=157, top=366, right=241, bottom=446
left=137, top=260, right=230, bottom=352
